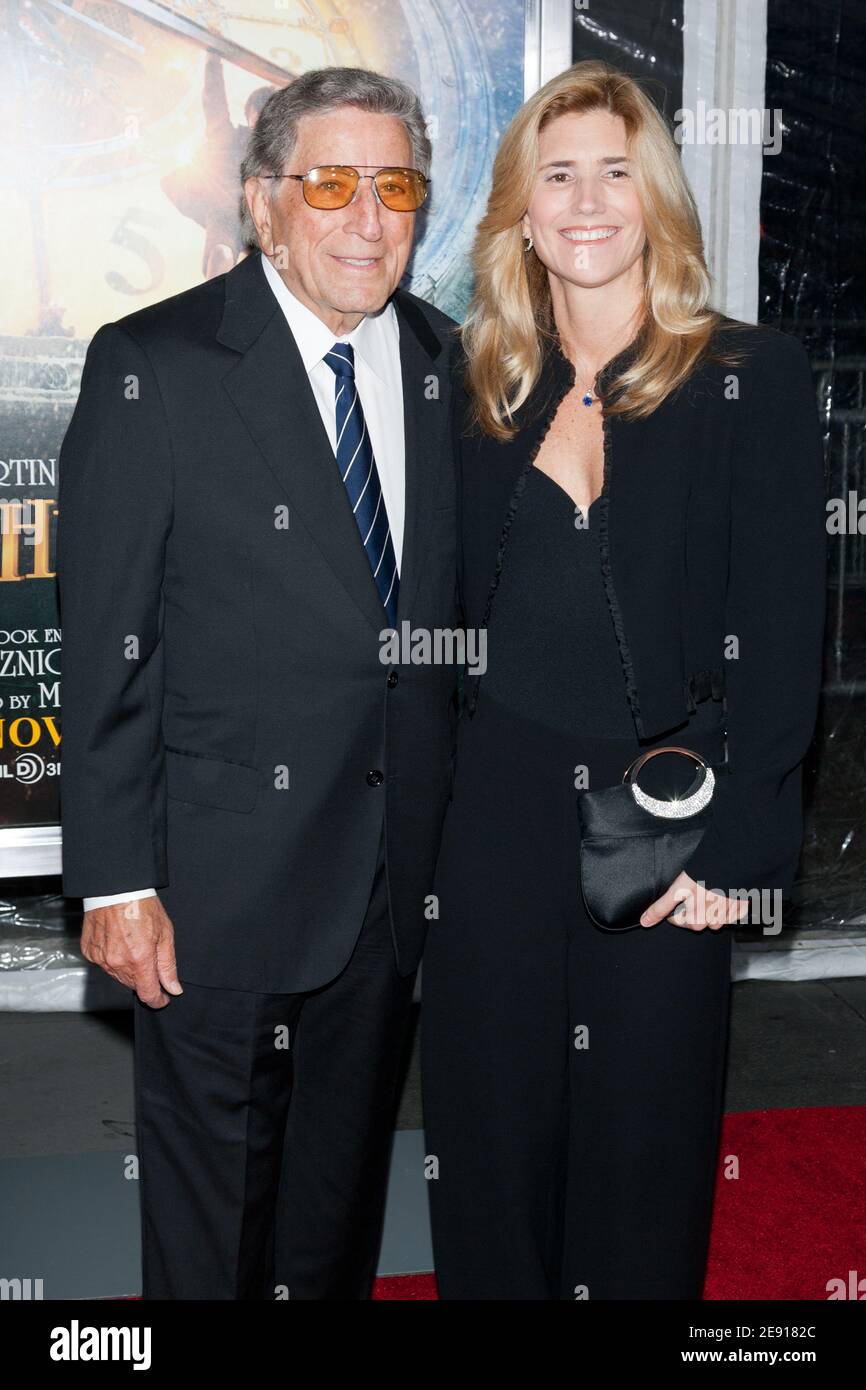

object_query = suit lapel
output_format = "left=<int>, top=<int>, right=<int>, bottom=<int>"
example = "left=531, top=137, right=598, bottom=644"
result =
left=392, top=288, right=448, bottom=626
left=217, top=253, right=447, bottom=635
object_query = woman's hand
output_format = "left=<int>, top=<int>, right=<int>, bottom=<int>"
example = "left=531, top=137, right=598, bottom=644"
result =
left=640, top=872, right=751, bottom=931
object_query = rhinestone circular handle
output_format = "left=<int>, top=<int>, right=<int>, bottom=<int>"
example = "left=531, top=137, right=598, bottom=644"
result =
left=623, top=746, right=715, bottom=820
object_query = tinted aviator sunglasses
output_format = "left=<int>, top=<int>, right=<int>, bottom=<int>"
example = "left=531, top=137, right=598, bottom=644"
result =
left=261, top=164, right=428, bottom=212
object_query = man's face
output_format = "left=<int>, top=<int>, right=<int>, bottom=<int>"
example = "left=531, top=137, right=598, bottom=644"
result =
left=244, top=107, right=418, bottom=335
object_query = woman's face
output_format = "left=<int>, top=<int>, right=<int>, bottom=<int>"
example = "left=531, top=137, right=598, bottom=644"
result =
left=522, top=108, right=646, bottom=292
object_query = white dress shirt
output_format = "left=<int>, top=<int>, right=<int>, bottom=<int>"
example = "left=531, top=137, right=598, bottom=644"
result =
left=82, top=252, right=406, bottom=912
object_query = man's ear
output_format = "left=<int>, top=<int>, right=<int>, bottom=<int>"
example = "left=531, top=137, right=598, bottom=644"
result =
left=244, top=177, right=274, bottom=255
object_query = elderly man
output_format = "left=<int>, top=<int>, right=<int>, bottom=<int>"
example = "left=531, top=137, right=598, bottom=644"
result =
left=58, top=67, right=458, bottom=1300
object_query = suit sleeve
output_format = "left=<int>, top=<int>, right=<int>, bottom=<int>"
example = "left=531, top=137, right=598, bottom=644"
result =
left=681, top=332, right=827, bottom=898
left=58, top=323, right=174, bottom=898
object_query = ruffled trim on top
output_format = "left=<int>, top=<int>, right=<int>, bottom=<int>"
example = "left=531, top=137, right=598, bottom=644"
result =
left=594, top=412, right=644, bottom=738
left=585, top=332, right=646, bottom=734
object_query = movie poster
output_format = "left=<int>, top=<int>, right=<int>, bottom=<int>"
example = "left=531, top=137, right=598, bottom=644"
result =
left=0, top=0, right=524, bottom=852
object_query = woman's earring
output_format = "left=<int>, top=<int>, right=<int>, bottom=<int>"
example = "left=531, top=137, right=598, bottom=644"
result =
left=523, top=234, right=534, bottom=253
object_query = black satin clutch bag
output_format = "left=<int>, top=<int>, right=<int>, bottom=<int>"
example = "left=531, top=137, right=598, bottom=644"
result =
left=576, top=745, right=724, bottom=932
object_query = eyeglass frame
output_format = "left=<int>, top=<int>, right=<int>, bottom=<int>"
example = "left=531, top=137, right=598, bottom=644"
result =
left=259, top=164, right=429, bottom=211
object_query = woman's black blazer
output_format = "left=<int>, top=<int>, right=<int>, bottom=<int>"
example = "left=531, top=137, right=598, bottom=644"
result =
left=454, top=317, right=827, bottom=899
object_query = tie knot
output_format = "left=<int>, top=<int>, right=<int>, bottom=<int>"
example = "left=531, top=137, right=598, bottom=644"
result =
left=324, top=342, right=355, bottom=380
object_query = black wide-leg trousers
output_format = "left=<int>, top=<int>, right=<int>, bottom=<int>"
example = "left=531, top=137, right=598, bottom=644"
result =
left=133, top=838, right=415, bottom=1299
left=421, top=695, right=733, bottom=1301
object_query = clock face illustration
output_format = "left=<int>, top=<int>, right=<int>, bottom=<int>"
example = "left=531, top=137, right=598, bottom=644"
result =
left=1, top=0, right=502, bottom=346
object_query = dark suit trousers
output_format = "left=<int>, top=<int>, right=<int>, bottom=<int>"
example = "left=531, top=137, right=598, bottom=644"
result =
left=133, top=837, right=415, bottom=1299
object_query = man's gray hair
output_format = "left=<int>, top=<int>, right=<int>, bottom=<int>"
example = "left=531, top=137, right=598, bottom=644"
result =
left=239, top=66, right=431, bottom=250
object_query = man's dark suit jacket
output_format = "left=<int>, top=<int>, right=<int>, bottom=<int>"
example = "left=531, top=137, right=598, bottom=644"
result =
left=58, top=250, right=459, bottom=992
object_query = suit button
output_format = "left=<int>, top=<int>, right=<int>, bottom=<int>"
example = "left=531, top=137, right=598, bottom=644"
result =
left=366, top=769, right=384, bottom=786
left=387, top=671, right=398, bottom=688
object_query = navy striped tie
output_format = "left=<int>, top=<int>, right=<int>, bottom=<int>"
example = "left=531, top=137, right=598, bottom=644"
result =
left=324, top=342, right=399, bottom=629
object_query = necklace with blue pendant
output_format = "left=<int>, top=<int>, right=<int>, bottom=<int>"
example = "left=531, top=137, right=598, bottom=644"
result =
left=576, top=372, right=597, bottom=408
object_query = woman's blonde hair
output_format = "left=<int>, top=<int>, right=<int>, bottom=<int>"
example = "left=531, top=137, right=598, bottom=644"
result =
left=462, top=59, right=748, bottom=437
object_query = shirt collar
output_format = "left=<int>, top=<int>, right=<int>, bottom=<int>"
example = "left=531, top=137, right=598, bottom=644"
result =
left=260, top=251, right=394, bottom=383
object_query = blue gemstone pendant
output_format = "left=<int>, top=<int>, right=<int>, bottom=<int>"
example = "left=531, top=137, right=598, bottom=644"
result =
left=582, top=392, right=594, bottom=407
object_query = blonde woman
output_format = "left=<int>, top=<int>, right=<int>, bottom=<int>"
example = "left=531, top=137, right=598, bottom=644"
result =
left=420, top=60, right=826, bottom=1300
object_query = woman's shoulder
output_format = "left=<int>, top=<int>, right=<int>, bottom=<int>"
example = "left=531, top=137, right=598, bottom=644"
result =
left=705, top=314, right=812, bottom=377
left=676, top=315, right=813, bottom=417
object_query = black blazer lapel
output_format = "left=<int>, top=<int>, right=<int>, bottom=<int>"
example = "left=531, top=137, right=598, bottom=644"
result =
left=392, top=288, right=449, bottom=625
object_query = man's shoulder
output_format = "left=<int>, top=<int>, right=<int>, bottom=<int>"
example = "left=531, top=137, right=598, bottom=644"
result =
left=100, top=253, right=267, bottom=358
left=105, top=271, right=227, bottom=357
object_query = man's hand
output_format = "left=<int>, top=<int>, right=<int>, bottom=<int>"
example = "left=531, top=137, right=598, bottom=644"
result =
left=81, top=897, right=183, bottom=1007
left=639, top=871, right=751, bottom=931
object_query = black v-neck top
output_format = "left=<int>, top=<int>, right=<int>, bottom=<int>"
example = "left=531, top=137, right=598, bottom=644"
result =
left=478, top=464, right=721, bottom=742
left=480, top=469, right=637, bottom=738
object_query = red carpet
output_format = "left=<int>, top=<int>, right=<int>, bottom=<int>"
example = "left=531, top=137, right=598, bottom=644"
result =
left=111, top=1108, right=866, bottom=1300
left=372, top=1273, right=438, bottom=1299
left=703, top=1105, right=866, bottom=1300
left=372, top=1107, right=866, bottom=1301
